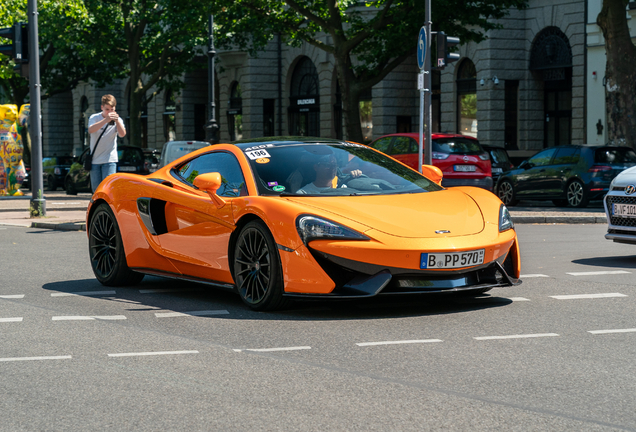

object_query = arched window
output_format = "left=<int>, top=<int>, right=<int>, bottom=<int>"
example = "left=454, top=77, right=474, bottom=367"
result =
left=227, top=82, right=242, bottom=141
left=456, top=59, right=477, bottom=137
left=530, top=27, right=573, bottom=147
left=289, top=57, right=320, bottom=137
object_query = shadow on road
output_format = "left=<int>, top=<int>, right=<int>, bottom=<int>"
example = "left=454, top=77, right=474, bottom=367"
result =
left=41, top=276, right=512, bottom=320
left=572, top=255, right=636, bottom=269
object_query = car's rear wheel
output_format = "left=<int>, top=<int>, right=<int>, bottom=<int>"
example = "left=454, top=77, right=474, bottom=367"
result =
left=89, top=203, right=144, bottom=286
left=45, top=174, right=56, bottom=191
left=566, top=180, right=589, bottom=208
left=65, top=177, right=77, bottom=195
left=233, top=220, right=289, bottom=311
left=497, top=180, right=518, bottom=206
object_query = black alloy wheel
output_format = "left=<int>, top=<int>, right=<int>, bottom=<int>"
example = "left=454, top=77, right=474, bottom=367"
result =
left=233, top=220, right=288, bottom=311
left=566, top=180, right=589, bottom=208
left=45, top=174, right=56, bottom=191
left=497, top=180, right=518, bottom=206
left=89, top=203, right=144, bottom=286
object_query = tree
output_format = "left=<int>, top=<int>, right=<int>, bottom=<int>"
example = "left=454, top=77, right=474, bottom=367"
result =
left=597, top=0, right=636, bottom=148
left=214, top=0, right=527, bottom=142
left=85, top=0, right=213, bottom=147
left=0, top=0, right=111, bottom=107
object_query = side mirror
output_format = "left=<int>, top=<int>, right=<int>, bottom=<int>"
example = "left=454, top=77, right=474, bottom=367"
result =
left=193, top=172, right=226, bottom=208
left=421, top=164, right=443, bottom=185
left=519, top=160, right=530, bottom=169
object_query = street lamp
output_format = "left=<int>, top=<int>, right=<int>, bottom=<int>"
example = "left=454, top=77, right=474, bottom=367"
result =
left=205, top=15, right=219, bottom=144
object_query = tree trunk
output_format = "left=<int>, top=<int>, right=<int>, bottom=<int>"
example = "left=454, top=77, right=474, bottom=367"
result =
left=128, top=82, right=143, bottom=148
left=334, top=57, right=364, bottom=143
left=597, top=0, right=636, bottom=148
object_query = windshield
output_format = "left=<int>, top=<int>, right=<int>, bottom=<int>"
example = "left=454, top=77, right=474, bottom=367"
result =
left=433, top=138, right=483, bottom=155
left=242, top=143, right=443, bottom=196
left=595, top=148, right=636, bottom=164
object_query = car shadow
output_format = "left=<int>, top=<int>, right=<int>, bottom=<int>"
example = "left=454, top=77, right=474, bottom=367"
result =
left=572, top=255, right=636, bottom=269
left=42, top=276, right=512, bottom=321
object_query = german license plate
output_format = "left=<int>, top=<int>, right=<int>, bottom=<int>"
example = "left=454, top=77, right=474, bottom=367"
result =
left=613, top=203, right=636, bottom=218
left=492, top=167, right=503, bottom=173
left=454, top=165, right=476, bottom=172
left=118, top=166, right=136, bottom=172
left=420, top=249, right=485, bottom=269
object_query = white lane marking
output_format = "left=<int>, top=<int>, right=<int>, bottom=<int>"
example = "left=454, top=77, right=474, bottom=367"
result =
left=550, top=293, right=627, bottom=300
left=474, top=333, right=559, bottom=341
left=566, top=271, right=631, bottom=276
left=507, top=297, right=530, bottom=302
left=155, top=310, right=229, bottom=318
left=108, top=350, right=199, bottom=358
left=356, top=339, right=442, bottom=347
left=0, top=355, right=72, bottom=362
left=51, top=291, right=116, bottom=297
left=139, top=289, right=186, bottom=294
left=52, top=315, right=127, bottom=321
left=0, top=317, right=23, bottom=322
left=589, top=328, right=636, bottom=335
left=520, top=274, right=549, bottom=278
left=0, top=295, right=25, bottom=299
left=233, top=346, right=311, bottom=353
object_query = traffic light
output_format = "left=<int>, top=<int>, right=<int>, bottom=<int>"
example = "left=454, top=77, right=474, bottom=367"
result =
left=436, top=31, right=460, bottom=69
left=0, top=22, right=28, bottom=63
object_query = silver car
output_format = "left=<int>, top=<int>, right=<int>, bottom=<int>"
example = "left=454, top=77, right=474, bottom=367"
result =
left=604, top=165, right=636, bottom=244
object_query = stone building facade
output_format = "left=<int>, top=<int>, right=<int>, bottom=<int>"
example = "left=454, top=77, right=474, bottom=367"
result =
left=27, top=0, right=614, bottom=165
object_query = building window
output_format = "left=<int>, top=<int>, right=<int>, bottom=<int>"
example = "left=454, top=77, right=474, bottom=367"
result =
left=194, top=103, right=207, bottom=141
left=163, top=90, right=176, bottom=142
left=456, top=59, right=477, bottom=137
left=227, top=82, right=243, bottom=141
left=396, top=116, right=411, bottom=133
left=288, top=56, right=320, bottom=137
left=504, top=80, right=519, bottom=150
left=359, top=88, right=372, bottom=143
left=263, top=99, right=275, bottom=137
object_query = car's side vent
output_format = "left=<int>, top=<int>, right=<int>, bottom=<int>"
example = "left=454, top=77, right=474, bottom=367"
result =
left=148, top=178, right=173, bottom=187
left=137, top=197, right=168, bottom=235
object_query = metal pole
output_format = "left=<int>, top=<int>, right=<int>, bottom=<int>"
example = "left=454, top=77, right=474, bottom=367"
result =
left=205, top=14, right=219, bottom=143
left=28, top=0, right=45, bottom=216
left=424, top=0, right=432, bottom=166
left=418, top=72, right=424, bottom=173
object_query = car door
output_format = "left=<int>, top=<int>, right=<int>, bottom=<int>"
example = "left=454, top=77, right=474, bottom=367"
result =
left=548, top=147, right=579, bottom=195
left=390, top=136, right=419, bottom=169
left=152, top=151, right=247, bottom=284
left=515, top=148, right=557, bottom=198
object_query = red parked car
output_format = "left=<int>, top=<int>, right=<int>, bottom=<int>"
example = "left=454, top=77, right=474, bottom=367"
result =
left=368, top=133, right=493, bottom=191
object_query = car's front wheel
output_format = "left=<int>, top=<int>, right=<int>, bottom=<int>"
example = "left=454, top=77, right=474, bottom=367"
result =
left=233, top=220, right=289, bottom=311
left=497, top=180, right=518, bottom=206
left=566, top=180, right=589, bottom=208
left=88, top=203, right=144, bottom=286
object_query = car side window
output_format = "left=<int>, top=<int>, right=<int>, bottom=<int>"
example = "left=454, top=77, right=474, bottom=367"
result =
left=552, top=147, right=579, bottom=165
left=371, top=137, right=392, bottom=154
left=177, top=152, right=247, bottom=197
left=528, top=148, right=557, bottom=167
left=391, top=137, right=413, bottom=155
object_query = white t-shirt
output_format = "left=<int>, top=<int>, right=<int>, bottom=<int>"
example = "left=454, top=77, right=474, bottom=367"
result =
left=88, top=112, right=124, bottom=164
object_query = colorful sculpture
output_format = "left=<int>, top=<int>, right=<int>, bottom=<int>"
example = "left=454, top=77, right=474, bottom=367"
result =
left=0, top=104, right=28, bottom=196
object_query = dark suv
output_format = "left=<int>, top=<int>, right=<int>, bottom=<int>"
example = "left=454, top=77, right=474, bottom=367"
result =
left=65, top=145, right=148, bottom=194
left=496, top=145, right=636, bottom=208
left=43, top=156, right=75, bottom=191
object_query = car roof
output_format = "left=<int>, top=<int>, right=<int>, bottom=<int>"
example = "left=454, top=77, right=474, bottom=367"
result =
left=232, top=136, right=346, bottom=149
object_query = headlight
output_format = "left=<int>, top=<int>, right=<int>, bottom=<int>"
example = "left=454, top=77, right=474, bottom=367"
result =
left=296, top=215, right=369, bottom=244
left=499, top=204, right=514, bottom=232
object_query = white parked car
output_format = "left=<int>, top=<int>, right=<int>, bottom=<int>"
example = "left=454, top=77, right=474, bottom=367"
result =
left=604, top=165, right=636, bottom=244
left=158, top=140, right=210, bottom=168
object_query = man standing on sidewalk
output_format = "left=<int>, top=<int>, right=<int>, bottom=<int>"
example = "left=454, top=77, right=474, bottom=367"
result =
left=87, top=95, right=126, bottom=192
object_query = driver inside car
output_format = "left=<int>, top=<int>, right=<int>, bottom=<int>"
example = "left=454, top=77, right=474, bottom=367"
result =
left=296, top=154, right=342, bottom=194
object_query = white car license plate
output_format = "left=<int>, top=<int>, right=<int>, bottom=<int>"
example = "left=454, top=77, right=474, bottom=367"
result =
left=420, top=249, right=485, bottom=269
left=613, top=203, right=636, bottom=218
left=454, top=165, right=476, bottom=172
left=492, top=167, right=503, bottom=173
left=119, top=166, right=136, bottom=172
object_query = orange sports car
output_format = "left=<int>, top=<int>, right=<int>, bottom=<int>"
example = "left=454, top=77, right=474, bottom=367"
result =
left=87, top=137, right=521, bottom=310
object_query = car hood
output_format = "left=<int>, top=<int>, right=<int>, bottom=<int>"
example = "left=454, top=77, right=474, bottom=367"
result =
left=286, top=189, right=484, bottom=238
left=611, top=165, right=636, bottom=187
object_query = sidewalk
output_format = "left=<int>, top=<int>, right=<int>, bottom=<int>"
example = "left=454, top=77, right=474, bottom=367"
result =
left=0, top=190, right=608, bottom=232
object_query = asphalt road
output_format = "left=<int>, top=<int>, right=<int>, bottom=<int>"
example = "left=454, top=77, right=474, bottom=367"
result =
left=1, top=224, right=636, bottom=431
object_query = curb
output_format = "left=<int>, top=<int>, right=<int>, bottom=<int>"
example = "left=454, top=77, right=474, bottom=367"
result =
left=30, top=221, right=86, bottom=232
left=512, top=215, right=607, bottom=224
